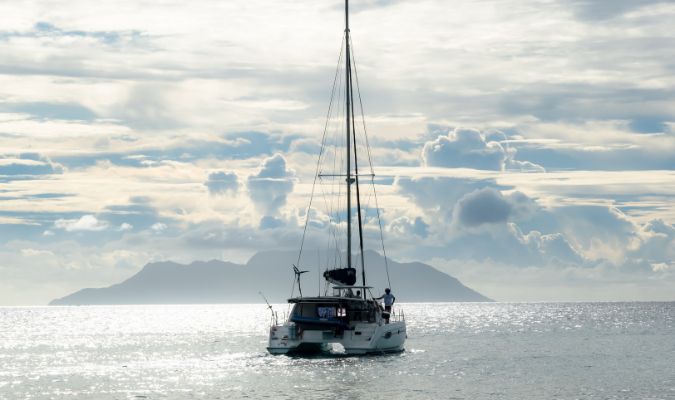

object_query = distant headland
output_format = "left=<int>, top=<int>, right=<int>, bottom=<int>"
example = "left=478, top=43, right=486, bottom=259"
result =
left=49, top=250, right=492, bottom=305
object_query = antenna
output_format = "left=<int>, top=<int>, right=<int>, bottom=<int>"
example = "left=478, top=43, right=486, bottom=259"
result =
left=293, top=265, right=309, bottom=297
left=259, top=291, right=275, bottom=322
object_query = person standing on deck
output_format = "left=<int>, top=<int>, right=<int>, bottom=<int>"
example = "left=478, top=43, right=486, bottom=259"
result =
left=376, top=288, right=395, bottom=323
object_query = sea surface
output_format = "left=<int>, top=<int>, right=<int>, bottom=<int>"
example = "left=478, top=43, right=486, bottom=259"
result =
left=1, top=303, right=674, bottom=399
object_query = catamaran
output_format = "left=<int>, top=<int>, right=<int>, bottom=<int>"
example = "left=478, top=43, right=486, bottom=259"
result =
left=266, top=0, right=406, bottom=355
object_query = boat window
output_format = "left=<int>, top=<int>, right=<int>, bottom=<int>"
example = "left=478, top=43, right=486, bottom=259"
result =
left=317, top=306, right=336, bottom=318
left=293, top=303, right=319, bottom=318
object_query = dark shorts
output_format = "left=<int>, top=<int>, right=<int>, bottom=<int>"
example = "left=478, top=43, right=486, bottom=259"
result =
left=384, top=305, right=392, bottom=312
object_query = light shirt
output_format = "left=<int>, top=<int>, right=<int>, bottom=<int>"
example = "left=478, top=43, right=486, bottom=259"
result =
left=382, top=293, right=395, bottom=306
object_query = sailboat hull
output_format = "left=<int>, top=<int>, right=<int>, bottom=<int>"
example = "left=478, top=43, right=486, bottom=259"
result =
left=267, top=321, right=406, bottom=356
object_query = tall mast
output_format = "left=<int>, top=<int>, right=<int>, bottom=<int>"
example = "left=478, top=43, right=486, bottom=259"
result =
left=345, top=0, right=353, bottom=272
left=345, top=0, right=367, bottom=295
left=351, top=63, right=367, bottom=295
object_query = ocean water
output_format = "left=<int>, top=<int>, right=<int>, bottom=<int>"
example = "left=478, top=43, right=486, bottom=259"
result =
left=1, top=303, right=673, bottom=399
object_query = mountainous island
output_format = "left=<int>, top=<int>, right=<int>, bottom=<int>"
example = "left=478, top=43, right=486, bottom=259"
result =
left=49, top=250, right=492, bottom=305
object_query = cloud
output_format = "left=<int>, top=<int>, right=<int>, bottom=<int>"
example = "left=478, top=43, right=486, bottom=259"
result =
left=569, top=0, right=665, bottom=20
left=110, top=83, right=182, bottom=130
left=54, top=215, right=108, bottom=232
left=393, top=172, right=673, bottom=273
left=0, top=153, right=64, bottom=179
left=387, top=216, right=429, bottom=238
left=150, top=222, right=167, bottom=233
left=99, top=197, right=162, bottom=232
left=20, top=248, right=54, bottom=257
left=536, top=205, right=638, bottom=264
left=0, top=0, right=674, bottom=304
left=454, top=188, right=518, bottom=227
left=395, top=176, right=513, bottom=222
left=1, top=102, right=96, bottom=121
left=632, top=219, right=675, bottom=265
left=422, top=127, right=544, bottom=172
left=1, top=21, right=143, bottom=45
left=259, top=216, right=284, bottom=229
left=422, top=128, right=507, bottom=170
left=517, top=228, right=586, bottom=266
left=204, top=171, right=239, bottom=195
left=514, top=139, right=675, bottom=171
left=289, top=137, right=321, bottom=154
left=246, top=153, right=295, bottom=215
left=118, top=222, right=133, bottom=232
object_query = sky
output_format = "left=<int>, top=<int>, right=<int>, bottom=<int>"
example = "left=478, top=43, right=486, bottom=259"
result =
left=0, top=0, right=674, bottom=305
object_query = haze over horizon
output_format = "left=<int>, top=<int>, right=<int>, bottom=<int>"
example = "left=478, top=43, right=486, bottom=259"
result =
left=1, top=0, right=674, bottom=305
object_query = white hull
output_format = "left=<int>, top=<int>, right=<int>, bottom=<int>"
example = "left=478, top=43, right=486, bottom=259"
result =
left=268, top=320, right=406, bottom=355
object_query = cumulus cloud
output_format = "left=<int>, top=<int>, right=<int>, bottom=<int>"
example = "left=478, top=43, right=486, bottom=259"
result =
left=423, top=128, right=507, bottom=170
left=247, top=153, right=295, bottom=215
left=536, top=205, right=638, bottom=264
left=118, top=222, right=133, bottom=232
left=632, top=219, right=675, bottom=267
left=516, top=228, right=586, bottom=266
left=454, top=188, right=514, bottom=226
left=387, top=216, right=429, bottom=238
left=204, top=171, right=239, bottom=195
left=259, top=216, right=284, bottom=229
left=396, top=176, right=510, bottom=214
left=422, top=127, right=545, bottom=172
left=1, top=0, right=674, bottom=304
left=397, top=174, right=642, bottom=265
left=54, top=215, right=108, bottom=232
left=151, top=222, right=167, bottom=233
left=394, top=173, right=675, bottom=275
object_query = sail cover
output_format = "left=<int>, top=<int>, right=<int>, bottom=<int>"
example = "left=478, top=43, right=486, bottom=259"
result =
left=323, top=268, right=357, bottom=286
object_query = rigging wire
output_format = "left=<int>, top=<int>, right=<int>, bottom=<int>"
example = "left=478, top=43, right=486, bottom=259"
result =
left=294, top=36, right=346, bottom=296
left=322, top=49, right=346, bottom=271
left=350, top=37, right=392, bottom=290
left=349, top=38, right=376, bottom=175
left=294, top=28, right=393, bottom=294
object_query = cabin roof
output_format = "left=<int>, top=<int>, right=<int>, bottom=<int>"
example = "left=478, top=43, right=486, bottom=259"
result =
left=287, top=296, right=372, bottom=304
